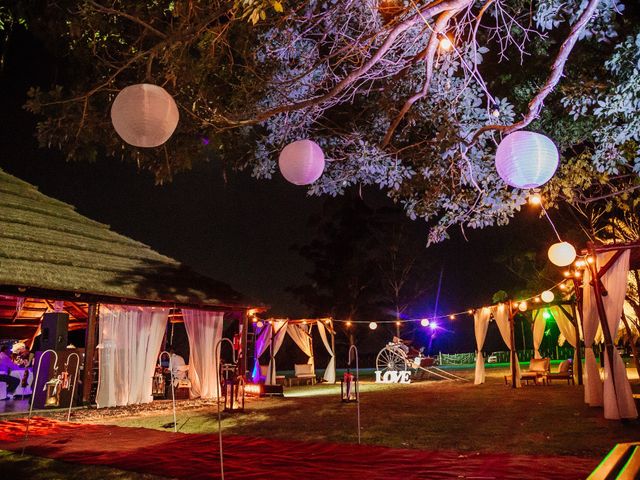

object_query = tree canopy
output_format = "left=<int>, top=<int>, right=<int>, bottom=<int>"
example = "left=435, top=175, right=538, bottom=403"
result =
left=1, top=0, right=638, bottom=242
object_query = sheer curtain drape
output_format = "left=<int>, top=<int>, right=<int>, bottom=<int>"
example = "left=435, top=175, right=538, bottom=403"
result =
left=252, top=323, right=272, bottom=382
left=493, top=304, right=521, bottom=387
left=182, top=309, right=223, bottom=399
left=96, top=306, right=168, bottom=408
left=549, top=306, right=579, bottom=379
left=597, top=250, right=637, bottom=420
left=582, top=265, right=604, bottom=407
left=287, top=323, right=314, bottom=369
left=532, top=310, right=546, bottom=359
left=316, top=321, right=336, bottom=383
left=266, top=321, right=287, bottom=385
left=473, top=307, right=491, bottom=385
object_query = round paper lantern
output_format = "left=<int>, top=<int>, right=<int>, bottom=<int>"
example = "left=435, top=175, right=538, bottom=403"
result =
left=111, top=83, right=179, bottom=148
left=518, top=301, right=528, bottom=312
left=548, top=241, right=577, bottom=267
left=278, top=140, right=325, bottom=185
left=369, top=321, right=378, bottom=330
left=541, top=290, right=554, bottom=303
left=495, top=131, right=559, bottom=189
left=420, top=318, right=430, bottom=327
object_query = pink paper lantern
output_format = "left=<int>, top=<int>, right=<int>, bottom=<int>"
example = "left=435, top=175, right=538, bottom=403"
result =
left=111, top=84, right=179, bottom=148
left=495, top=131, right=559, bottom=189
left=278, top=140, right=325, bottom=185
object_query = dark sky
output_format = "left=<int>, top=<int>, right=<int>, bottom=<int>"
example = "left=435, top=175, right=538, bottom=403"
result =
left=0, top=25, right=571, bottom=352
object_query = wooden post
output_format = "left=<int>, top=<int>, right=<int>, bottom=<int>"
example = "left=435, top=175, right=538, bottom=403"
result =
left=330, top=319, right=336, bottom=384
left=239, top=310, right=249, bottom=377
left=82, top=303, right=98, bottom=404
left=269, top=321, right=275, bottom=384
left=570, top=301, right=583, bottom=386
left=509, top=302, right=517, bottom=389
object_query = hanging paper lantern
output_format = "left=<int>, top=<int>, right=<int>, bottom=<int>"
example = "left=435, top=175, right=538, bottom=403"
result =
left=518, top=301, right=528, bottom=312
left=278, top=140, right=325, bottom=185
left=541, top=290, right=554, bottom=303
left=548, top=242, right=577, bottom=267
left=369, top=321, right=378, bottom=330
left=420, top=318, right=430, bottom=327
left=111, top=83, right=179, bottom=148
left=495, top=131, right=559, bottom=189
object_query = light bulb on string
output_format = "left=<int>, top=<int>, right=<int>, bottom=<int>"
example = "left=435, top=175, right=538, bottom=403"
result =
left=541, top=290, right=554, bottom=303
left=528, top=193, right=542, bottom=206
left=346, top=321, right=352, bottom=327
left=518, top=301, right=528, bottom=312
left=420, top=318, right=430, bottom=327
left=534, top=296, right=541, bottom=303
left=369, top=322, right=378, bottom=330
left=559, top=283, right=567, bottom=291
left=256, top=321, right=264, bottom=328
left=449, top=314, right=455, bottom=320
left=467, top=309, right=473, bottom=315
left=395, top=321, right=401, bottom=327
left=439, top=34, right=452, bottom=51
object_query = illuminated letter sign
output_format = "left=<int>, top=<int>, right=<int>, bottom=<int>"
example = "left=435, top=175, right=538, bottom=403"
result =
left=375, top=370, right=411, bottom=384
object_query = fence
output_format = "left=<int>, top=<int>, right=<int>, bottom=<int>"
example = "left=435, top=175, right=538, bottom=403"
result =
left=438, top=346, right=579, bottom=365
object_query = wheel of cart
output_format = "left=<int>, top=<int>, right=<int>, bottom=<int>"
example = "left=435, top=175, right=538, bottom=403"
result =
left=376, top=344, right=410, bottom=373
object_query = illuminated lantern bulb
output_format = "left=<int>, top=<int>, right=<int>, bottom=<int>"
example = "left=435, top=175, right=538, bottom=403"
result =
left=345, top=321, right=352, bottom=327
left=439, top=35, right=452, bottom=51
left=369, top=321, right=378, bottom=330
left=449, top=314, right=455, bottom=320
left=513, top=302, right=519, bottom=309
left=111, top=83, right=179, bottom=147
left=518, top=301, right=528, bottom=312
left=575, top=259, right=586, bottom=268
left=395, top=321, right=401, bottom=326
left=559, top=283, right=567, bottom=291
left=278, top=139, right=325, bottom=185
left=256, top=320, right=264, bottom=328
left=528, top=193, right=542, bottom=206
left=491, top=109, right=500, bottom=118
left=541, top=290, right=554, bottom=303
left=420, top=318, right=430, bottom=327
left=548, top=241, right=577, bottom=267
left=534, top=296, right=541, bottom=303
left=467, top=309, right=473, bottom=314
left=495, top=131, right=559, bottom=189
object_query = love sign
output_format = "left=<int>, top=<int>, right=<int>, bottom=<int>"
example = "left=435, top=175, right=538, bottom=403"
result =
left=374, top=370, right=411, bottom=384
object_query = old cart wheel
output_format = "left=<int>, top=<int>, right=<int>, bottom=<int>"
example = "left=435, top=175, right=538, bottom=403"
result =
left=376, top=346, right=409, bottom=373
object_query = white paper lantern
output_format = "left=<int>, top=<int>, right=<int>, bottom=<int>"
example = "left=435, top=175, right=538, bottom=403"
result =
left=548, top=242, right=577, bottom=267
left=495, top=131, right=559, bottom=189
left=541, top=290, right=554, bottom=303
left=518, top=301, right=528, bottom=312
left=369, top=321, right=378, bottom=330
left=111, top=83, right=179, bottom=148
left=278, top=139, right=325, bottom=185
left=420, top=318, right=430, bottom=327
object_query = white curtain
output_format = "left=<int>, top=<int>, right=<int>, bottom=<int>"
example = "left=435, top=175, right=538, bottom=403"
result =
left=493, top=304, right=521, bottom=387
left=287, top=323, right=314, bottom=367
left=183, top=309, right=224, bottom=399
left=252, top=323, right=272, bottom=381
left=316, top=320, right=336, bottom=383
left=532, top=310, right=546, bottom=359
left=96, top=305, right=168, bottom=408
left=473, top=307, right=491, bottom=385
left=583, top=264, right=604, bottom=407
left=549, top=306, right=579, bottom=379
left=597, top=250, right=637, bottom=420
left=266, top=320, right=287, bottom=385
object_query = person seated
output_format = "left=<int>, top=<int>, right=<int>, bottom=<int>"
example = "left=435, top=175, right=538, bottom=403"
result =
left=0, top=346, right=20, bottom=399
left=168, top=347, right=187, bottom=380
left=392, top=336, right=410, bottom=354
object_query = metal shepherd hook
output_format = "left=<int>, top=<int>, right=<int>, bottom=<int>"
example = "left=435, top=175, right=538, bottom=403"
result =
left=158, top=350, right=177, bottom=433
left=22, top=349, right=59, bottom=456
left=348, top=344, right=361, bottom=445
left=64, top=352, right=81, bottom=422
left=214, top=338, right=236, bottom=480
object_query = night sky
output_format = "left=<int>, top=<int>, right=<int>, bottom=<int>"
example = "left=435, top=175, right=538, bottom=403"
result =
left=0, top=26, right=571, bottom=353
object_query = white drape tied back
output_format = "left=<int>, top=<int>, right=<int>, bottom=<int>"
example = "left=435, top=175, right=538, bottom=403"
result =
left=582, top=264, right=604, bottom=407
left=549, top=306, right=579, bottom=381
left=182, top=309, right=224, bottom=399
left=595, top=250, right=637, bottom=420
left=532, top=310, right=546, bottom=359
left=252, top=323, right=272, bottom=382
left=316, top=320, right=336, bottom=383
left=96, top=305, right=168, bottom=408
left=473, top=307, right=491, bottom=385
left=287, top=323, right=314, bottom=370
left=266, top=320, right=287, bottom=385
left=493, top=303, right=521, bottom=388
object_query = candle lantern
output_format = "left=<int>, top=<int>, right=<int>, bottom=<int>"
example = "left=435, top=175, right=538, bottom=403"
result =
left=341, top=371, right=358, bottom=403
left=44, top=377, right=61, bottom=407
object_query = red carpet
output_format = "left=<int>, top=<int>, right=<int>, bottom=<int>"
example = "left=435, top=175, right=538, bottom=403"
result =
left=0, top=417, right=597, bottom=479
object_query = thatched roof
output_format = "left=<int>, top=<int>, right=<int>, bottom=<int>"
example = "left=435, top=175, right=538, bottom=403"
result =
left=0, top=168, right=255, bottom=310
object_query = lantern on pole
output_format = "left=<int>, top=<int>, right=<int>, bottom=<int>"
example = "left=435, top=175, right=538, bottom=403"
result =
left=111, top=84, right=179, bottom=148
left=548, top=242, right=577, bottom=267
left=278, top=140, right=325, bottom=185
left=495, top=131, right=559, bottom=189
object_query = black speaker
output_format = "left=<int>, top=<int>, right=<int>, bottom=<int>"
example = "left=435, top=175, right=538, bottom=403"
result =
left=41, top=312, right=69, bottom=351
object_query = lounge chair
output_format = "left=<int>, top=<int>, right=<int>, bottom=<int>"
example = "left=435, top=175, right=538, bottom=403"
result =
left=547, top=359, right=574, bottom=385
left=289, top=364, right=316, bottom=386
left=504, top=357, right=550, bottom=385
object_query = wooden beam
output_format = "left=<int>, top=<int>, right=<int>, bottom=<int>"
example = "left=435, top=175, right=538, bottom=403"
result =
left=82, top=303, right=99, bottom=405
left=239, top=310, right=249, bottom=377
left=509, top=302, right=517, bottom=389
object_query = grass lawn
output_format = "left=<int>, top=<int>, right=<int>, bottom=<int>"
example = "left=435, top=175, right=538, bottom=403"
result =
left=90, top=365, right=640, bottom=458
left=0, top=450, right=166, bottom=479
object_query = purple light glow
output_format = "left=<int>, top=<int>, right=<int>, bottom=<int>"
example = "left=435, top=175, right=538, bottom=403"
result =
left=429, top=322, right=438, bottom=330
left=201, top=136, right=210, bottom=146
